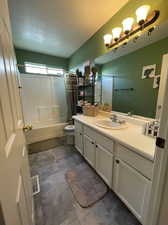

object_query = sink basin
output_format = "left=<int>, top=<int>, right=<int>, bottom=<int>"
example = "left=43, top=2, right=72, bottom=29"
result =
left=95, top=119, right=128, bottom=130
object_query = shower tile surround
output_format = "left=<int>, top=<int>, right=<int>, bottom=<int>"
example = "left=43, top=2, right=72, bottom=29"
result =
left=30, top=146, right=141, bottom=225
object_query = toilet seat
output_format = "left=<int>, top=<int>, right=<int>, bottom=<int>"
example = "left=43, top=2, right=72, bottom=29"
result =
left=64, top=125, right=75, bottom=131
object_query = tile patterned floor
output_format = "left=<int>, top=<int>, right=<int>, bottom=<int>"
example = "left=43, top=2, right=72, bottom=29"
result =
left=29, top=145, right=141, bottom=225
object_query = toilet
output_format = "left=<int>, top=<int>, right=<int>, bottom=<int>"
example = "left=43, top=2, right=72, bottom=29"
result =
left=64, top=125, right=75, bottom=145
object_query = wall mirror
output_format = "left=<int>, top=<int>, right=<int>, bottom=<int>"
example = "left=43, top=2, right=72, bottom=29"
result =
left=94, top=20, right=168, bottom=118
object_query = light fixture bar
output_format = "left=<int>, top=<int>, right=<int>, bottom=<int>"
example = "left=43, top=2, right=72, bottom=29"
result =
left=106, top=10, right=160, bottom=49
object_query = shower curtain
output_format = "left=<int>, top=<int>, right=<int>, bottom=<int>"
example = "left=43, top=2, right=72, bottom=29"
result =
left=20, top=73, right=68, bottom=127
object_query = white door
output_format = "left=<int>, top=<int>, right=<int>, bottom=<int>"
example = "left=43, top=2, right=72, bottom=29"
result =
left=75, top=130, right=83, bottom=155
left=21, top=146, right=34, bottom=222
left=83, top=135, right=95, bottom=167
left=146, top=54, right=168, bottom=225
left=0, top=3, right=33, bottom=225
left=113, top=159, right=151, bottom=224
left=96, top=144, right=113, bottom=187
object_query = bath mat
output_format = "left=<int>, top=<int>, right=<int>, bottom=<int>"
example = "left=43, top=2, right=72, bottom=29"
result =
left=65, top=163, right=108, bottom=208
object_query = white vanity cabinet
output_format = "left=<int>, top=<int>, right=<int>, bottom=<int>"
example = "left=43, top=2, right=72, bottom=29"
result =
left=113, top=144, right=153, bottom=224
left=96, top=144, right=113, bottom=188
left=83, top=131, right=114, bottom=187
left=75, top=132, right=83, bottom=154
left=74, top=121, right=83, bottom=154
left=74, top=119, right=154, bottom=224
left=83, top=135, right=95, bottom=167
left=83, top=125, right=114, bottom=188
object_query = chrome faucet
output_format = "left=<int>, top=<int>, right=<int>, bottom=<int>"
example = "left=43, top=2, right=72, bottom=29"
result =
left=111, top=114, right=118, bottom=122
left=127, top=111, right=133, bottom=117
left=111, top=114, right=126, bottom=124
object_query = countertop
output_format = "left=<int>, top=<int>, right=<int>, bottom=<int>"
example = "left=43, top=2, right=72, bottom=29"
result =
left=73, top=115, right=156, bottom=161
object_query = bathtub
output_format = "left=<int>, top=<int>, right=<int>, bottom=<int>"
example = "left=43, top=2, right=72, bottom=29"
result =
left=25, top=122, right=68, bottom=144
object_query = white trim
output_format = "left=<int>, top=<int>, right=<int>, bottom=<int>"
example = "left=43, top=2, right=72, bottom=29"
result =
left=156, top=54, right=168, bottom=120
left=145, top=54, right=168, bottom=225
left=32, top=175, right=40, bottom=196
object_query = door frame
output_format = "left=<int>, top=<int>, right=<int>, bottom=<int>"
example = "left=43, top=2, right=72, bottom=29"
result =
left=146, top=54, right=168, bottom=225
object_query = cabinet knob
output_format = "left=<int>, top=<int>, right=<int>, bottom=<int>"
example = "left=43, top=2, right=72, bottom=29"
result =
left=96, top=145, right=98, bottom=148
left=80, top=133, right=82, bottom=135
left=116, top=159, right=120, bottom=164
left=92, top=141, right=94, bottom=144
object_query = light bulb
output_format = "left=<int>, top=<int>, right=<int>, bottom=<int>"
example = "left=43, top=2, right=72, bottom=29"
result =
left=136, top=5, right=151, bottom=25
left=103, top=34, right=112, bottom=46
left=122, top=17, right=134, bottom=34
left=112, top=27, right=122, bottom=41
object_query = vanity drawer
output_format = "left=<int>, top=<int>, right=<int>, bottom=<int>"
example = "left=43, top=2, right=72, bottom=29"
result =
left=116, top=144, right=153, bottom=180
left=84, top=125, right=114, bottom=153
left=74, top=120, right=83, bottom=133
left=84, top=125, right=95, bottom=139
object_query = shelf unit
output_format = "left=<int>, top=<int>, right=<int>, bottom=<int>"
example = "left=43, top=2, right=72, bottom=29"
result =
left=76, top=69, right=96, bottom=113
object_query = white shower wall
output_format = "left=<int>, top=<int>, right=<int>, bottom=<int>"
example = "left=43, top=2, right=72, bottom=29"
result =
left=21, top=74, right=68, bottom=127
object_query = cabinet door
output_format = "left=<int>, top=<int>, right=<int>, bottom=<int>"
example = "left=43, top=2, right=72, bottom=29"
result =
left=83, top=135, right=95, bottom=167
left=75, top=131, right=83, bottom=155
left=96, top=144, right=113, bottom=187
left=113, top=159, right=151, bottom=224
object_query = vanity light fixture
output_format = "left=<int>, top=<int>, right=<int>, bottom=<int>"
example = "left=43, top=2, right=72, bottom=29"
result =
left=148, top=26, right=155, bottom=36
left=103, top=34, right=112, bottom=47
left=112, top=27, right=122, bottom=41
left=103, top=5, right=160, bottom=49
left=136, top=5, right=151, bottom=25
left=122, top=17, right=134, bottom=34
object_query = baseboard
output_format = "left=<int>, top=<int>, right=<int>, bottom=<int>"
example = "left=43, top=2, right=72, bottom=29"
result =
left=28, top=136, right=66, bottom=154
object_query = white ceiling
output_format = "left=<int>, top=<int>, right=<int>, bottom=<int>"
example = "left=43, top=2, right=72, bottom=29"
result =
left=8, top=0, right=128, bottom=58
left=95, top=20, right=168, bottom=65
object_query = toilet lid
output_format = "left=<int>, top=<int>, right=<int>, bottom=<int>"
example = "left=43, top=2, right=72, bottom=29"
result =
left=64, top=125, right=75, bottom=131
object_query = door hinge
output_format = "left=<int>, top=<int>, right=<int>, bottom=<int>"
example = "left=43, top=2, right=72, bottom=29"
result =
left=156, top=137, right=166, bottom=148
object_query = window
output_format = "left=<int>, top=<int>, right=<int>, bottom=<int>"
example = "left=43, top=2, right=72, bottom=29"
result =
left=47, top=67, right=64, bottom=75
left=25, top=63, right=47, bottom=74
left=25, top=63, right=64, bottom=75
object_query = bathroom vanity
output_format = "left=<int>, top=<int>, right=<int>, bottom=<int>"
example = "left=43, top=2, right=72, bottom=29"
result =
left=73, top=114, right=155, bottom=225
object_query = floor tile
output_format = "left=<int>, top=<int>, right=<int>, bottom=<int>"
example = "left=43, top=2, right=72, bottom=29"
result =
left=29, top=145, right=141, bottom=225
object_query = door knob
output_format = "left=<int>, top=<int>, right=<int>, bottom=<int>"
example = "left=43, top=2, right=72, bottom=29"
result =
left=116, top=159, right=120, bottom=164
left=23, top=125, right=32, bottom=132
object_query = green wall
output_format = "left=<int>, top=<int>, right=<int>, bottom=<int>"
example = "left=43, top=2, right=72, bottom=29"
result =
left=101, top=37, right=168, bottom=118
left=69, top=0, right=168, bottom=69
left=15, top=48, right=69, bottom=73
left=14, top=0, right=168, bottom=118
